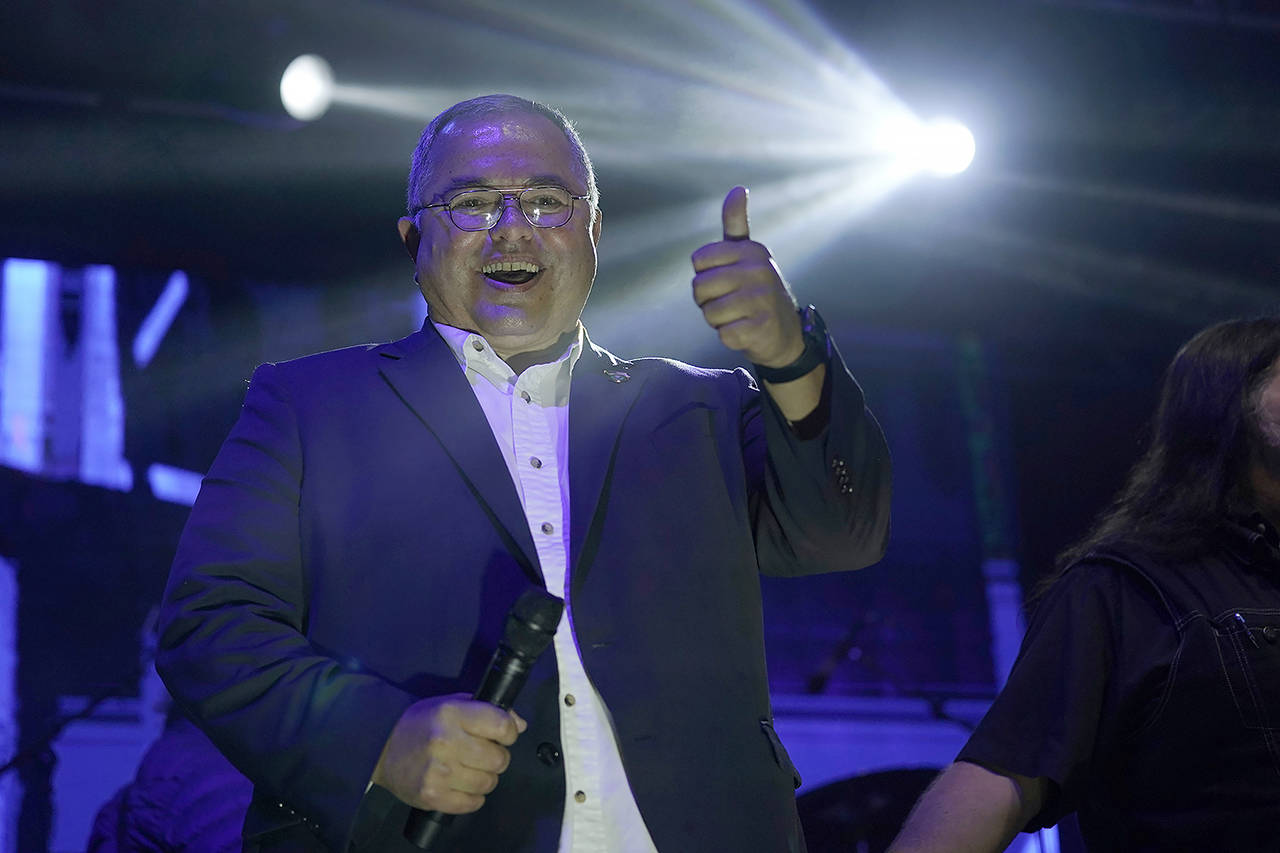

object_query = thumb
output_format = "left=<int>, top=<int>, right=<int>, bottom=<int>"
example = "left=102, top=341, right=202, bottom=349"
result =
left=722, top=185, right=749, bottom=241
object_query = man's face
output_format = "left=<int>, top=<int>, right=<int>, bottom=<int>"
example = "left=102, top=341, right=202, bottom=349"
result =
left=398, top=111, right=602, bottom=359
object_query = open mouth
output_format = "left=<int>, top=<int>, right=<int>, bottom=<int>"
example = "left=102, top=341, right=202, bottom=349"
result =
left=482, top=260, right=542, bottom=286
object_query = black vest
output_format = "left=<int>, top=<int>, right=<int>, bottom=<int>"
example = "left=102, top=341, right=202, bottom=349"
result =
left=1077, top=524, right=1280, bottom=851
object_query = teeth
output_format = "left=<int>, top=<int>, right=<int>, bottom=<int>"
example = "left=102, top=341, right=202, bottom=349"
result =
left=482, top=261, right=541, bottom=275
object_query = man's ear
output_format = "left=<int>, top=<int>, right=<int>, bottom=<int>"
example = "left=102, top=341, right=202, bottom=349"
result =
left=397, top=216, right=421, bottom=261
left=590, top=207, right=603, bottom=247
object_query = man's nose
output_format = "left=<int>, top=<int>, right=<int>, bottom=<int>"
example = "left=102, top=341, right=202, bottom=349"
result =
left=490, top=196, right=532, bottom=239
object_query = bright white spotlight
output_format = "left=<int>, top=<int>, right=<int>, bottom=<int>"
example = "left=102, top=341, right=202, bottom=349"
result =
left=920, top=117, right=975, bottom=176
left=280, top=54, right=334, bottom=121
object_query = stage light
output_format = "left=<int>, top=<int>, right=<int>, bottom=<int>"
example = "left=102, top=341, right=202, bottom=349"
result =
left=280, top=54, right=334, bottom=121
left=872, top=114, right=975, bottom=177
left=919, top=117, right=975, bottom=177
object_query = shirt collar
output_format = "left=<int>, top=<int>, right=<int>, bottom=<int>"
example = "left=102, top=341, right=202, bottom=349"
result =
left=1222, top=511, right=1280, bottom=570
left=432, top=317, right=585, bottom=393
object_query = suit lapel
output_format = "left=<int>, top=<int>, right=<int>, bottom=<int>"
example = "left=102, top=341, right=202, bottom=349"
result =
left=569, top=337, right=648, bottom=583
left=376, top=325, right=542, bottom=584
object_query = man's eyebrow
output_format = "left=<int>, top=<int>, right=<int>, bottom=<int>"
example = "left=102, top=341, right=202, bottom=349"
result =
left=439, top=175, right=574, bottom=194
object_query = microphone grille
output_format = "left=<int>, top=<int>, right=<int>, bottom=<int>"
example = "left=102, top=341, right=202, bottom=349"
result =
left=503, top=589, right=564, bottom=657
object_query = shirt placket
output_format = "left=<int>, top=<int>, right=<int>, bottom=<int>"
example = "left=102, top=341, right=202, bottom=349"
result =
left=510, top=369, right=607, bottom=852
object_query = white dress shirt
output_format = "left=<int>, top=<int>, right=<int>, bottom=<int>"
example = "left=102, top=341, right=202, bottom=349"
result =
left=434, top=320, right=660, bottom=853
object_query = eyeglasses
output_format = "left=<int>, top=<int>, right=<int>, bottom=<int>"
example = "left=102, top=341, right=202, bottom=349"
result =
left=415, top=186, right=590, bottom=231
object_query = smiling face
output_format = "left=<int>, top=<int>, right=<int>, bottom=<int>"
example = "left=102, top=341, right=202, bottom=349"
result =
left=397, top=110, right=602, bottom=360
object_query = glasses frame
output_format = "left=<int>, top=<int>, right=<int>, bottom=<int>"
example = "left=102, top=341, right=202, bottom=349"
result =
left=414, top=186, right=591, bottom=232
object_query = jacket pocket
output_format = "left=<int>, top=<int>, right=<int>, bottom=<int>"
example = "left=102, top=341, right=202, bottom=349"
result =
left=760, top=717, right=803, bottom=789
left=1216, top=611, right=1280, bottom=730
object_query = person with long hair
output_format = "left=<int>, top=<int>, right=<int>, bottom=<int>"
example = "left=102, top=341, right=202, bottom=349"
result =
left=890, top=317, right=1280, bottom=852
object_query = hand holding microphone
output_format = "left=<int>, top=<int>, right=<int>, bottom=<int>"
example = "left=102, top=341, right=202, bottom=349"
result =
left=394, top=589, right=564, bottom=849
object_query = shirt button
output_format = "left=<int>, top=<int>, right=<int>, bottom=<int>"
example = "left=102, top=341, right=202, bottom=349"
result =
left=574, top=790, right=587, bottom=803
left=536, top=741, right=562, bottom=767
left=471, top=339, right=484, bottom=352
left=530, top=456, right=543, bottom=469
left=564, top=693, right=576, bottom=706
left=520, top=390, right=531, bottom=403
left=1264, top=625, right=1280, bottom=643
left=541, top=522, right=555, bottom=534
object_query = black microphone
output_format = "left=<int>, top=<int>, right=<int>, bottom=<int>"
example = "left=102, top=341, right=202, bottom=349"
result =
left=404, top=588, right=564, bottom=849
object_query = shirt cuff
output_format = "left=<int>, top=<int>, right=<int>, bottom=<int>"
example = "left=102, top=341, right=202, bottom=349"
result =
left=785, top=363, right=832, bottom=440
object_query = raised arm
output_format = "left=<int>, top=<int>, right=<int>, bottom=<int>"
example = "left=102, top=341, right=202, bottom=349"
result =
left=691, top=186, right=891, bottom=576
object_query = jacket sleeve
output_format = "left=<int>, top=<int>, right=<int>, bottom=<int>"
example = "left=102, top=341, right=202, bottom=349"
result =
left=746, top=337, right=892, bottom=577
left=155, top=362, right=415, bottom=851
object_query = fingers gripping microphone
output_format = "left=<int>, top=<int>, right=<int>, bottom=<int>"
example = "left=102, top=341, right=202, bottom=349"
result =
left=404, top=588, right=565, bottom=849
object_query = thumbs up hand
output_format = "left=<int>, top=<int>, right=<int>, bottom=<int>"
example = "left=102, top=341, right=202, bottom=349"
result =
left=691, top=186, right=805, bottom=369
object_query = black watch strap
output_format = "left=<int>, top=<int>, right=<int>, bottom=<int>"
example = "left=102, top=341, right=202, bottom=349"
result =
left=752, top=305, right=830, bottom=384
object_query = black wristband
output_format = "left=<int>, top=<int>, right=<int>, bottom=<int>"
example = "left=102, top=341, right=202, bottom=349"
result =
left=752, top=305, right=830, bottom=384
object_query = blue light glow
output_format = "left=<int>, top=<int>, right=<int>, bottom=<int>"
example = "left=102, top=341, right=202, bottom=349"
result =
left=80, top=265, right=133, bottom=492
left=147, top=462, right=203, bottom=506
left=1, top=258, right=51, bottom=473
left=0, top=556, right=19, bottom=848
left=132, top=271, right=188, bottom=368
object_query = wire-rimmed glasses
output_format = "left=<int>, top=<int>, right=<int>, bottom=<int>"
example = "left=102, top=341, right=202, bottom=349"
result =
left=415, top=186, right=589, bottom=231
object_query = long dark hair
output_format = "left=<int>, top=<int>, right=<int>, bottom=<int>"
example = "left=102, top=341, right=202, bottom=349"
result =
left=1056, top=317, right=1280, bottom=570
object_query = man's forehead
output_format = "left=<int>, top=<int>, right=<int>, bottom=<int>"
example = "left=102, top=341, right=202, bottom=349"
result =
left=439, top=110, right=563, bottom=147
left=429, top=111, right=584, bottom=188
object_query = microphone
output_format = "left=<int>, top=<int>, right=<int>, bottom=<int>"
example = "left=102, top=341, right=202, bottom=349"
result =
left=404, top=588, right=565, bottom=849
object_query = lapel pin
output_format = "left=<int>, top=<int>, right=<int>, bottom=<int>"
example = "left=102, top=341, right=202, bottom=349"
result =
left=602, top=368, right=631, bottom=383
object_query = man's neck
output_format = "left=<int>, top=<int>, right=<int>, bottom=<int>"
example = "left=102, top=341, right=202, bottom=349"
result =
left=499, top=328, right=579, bottom=375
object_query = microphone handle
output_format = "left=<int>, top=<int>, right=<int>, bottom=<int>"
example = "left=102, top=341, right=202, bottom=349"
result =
left=404, top=650, right=534, bottom=849
left=404, top=809, right=451, bottom=849
left=473, top=646, right=532, bottom=709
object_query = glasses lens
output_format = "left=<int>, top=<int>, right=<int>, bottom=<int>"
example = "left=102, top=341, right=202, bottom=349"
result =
left=446, top=190, right=503, bottom=231
left=443, top=187, right=576, bottom=230
left=520, top=187, right=573, bottom=227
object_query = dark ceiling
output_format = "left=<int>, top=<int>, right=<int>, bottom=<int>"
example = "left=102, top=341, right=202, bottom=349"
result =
left=3, top=0, right=1279, bottom=365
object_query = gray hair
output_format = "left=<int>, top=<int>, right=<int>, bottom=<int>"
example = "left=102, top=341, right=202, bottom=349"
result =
left=405, top=94, right=599, bottom=220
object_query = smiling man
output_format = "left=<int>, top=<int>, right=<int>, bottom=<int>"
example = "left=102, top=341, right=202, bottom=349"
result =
left=157, top=94, right=891, bottom=852
left=397, top=107, right=602, bottom=370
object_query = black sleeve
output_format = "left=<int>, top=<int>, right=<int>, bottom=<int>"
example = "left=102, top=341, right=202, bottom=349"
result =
left=746, top=338, right=891, bottom=578
left=784, top=362, right=832, bottom=441
left=956, top=561, right=1177, bottom=829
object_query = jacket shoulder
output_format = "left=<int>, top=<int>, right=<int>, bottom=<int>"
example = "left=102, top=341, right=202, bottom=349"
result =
left=627, top=354, right=754, bottom=387
left=250, top=330, right=422, bottom=385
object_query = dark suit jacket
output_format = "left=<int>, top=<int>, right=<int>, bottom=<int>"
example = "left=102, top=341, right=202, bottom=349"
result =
left=156, top=323, right=890, bottom=852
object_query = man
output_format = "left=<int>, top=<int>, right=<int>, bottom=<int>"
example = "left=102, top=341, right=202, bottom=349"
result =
left=157, top=94, right=891, bottom=852
left=889, top=317, right=1280, bottom=852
